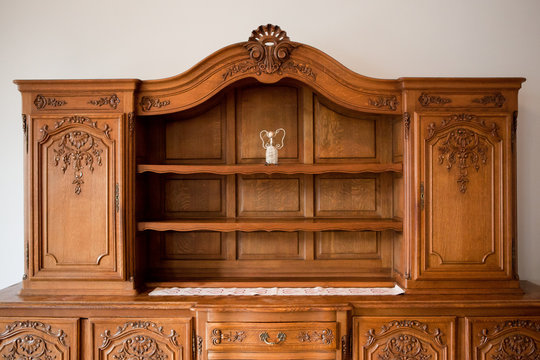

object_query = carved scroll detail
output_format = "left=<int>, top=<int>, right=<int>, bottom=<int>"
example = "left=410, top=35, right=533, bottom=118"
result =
left=34, top=95, right=67, bottom=109
left=366, top=320, right=443, bottom=347
left=418, top=93, right=452, bottom=107
left=369, top=95, right=399, bottom=111
left=403, top=112, right=411, bottom=140
left=114, top=335, right=166, bottom=360
left=2, top=334, right=56, bottom=360
left=128, top=112, right=136, bottom=137
left=211, top=329, right=246, bottom=345
left=245, top=24, right=296, bottom=75
left=492, top=334, right=539, bottom=360
left=88, top=94, right=121, bottom=109
left=0, top=320, right=67, bottom=346
left=100, top=320, right=179, bottom=350
left=472, top=92, right=506, bottom=108
left=298, top=329, right=334, bottom=344
left=380, top=334, right=432, bottom=360
left=479, top=320, right=540, bottom=346
left=140, top=96, right=171, bottom=112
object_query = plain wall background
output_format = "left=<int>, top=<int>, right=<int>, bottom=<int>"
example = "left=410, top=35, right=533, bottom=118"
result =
left=0, top=0, right=538, bottom=289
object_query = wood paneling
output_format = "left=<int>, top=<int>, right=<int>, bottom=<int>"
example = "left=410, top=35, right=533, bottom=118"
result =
left=164, top=177, right=223, bottom=214
left=165, top=102, right=224, bottom=162
left=89, top=318, right=191, bottom=360
left=466, top=317, right=540, bottom=360
left=162, top=231, right=225, bottom=260
left=315, top=231, right=379, bottom=260
left=237, top=232, right=304, bottom=260
left=355, top=317, right=455, bottom=360
left=0, top=318, right=79, bottom=360
left=238, top=175, right=304, bottom=217
left=316, top=175, right=379, bottom=217
left=237, top=86, right=300, bottom=163
left=34, top=115, right=122, bottom=279
left=419, top=113, right=510, bottom=279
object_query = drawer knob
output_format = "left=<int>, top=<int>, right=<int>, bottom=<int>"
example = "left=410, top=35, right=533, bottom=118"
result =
left=259, top=331, right=286, bottom=345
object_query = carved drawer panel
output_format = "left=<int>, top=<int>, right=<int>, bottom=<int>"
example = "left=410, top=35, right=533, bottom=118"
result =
left=466, top=317, right=540, bottom=360
left=89, top=318, right=191, bottom=360
left=354, top=317, right=455, bottom=360
left=0, top=317, right=79, bottom=360
left=206, top=322, right=337, bottom=352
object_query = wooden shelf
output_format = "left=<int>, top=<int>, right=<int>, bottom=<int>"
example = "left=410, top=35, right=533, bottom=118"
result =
left=137, top=163, right=403, bottom=175
left=137, top=218, right=403, bottom=232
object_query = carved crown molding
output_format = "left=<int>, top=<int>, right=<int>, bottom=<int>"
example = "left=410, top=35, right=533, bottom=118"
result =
left=100, top=320, right=180, bottom=350
left=366, top=320, right=444, bottom=347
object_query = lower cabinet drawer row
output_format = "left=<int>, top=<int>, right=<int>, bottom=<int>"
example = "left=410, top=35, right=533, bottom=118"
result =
left=0, top=316, right=538, bottom=359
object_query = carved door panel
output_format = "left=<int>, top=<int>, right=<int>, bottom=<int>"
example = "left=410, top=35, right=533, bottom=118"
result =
left=466, top=317, right=540, bottom=360
left=0, top=318, right=79, bottom=360
left=354, top=317, right=455, bottom=360
left=31, top=114, right=123, bottom=280
left=89, top=318, right=191, bottom=360
left=417, top=113, right=513, bottom=279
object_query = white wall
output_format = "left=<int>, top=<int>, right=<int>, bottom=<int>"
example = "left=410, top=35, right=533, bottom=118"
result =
left=0, top=0, right=538, bottom=289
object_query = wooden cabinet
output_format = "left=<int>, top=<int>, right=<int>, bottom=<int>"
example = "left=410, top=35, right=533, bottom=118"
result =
left=5, top=24, right=539, bottom=360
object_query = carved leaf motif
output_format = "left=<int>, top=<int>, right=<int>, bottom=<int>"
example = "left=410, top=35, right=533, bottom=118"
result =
left=369, top=96, right=399, bottom=111
left=492, top=335, right=540, bottom=360
left=100, top=321, right=179, bottom=351
left=472, top=92, right=506, bottom=108
left=34, top=95, right=67, bottom=110
left=53, top=131, right=103, bottom=195
left=0, top=320, right=67, bottom=346
left=366, top=320, right=443, bottom=348
left=379, top=334, right=432, bottom=360
left=2, top=334, right=56, bottom=360
left=418, top=93, right=452, bottom=107
left=298, top=329, right=334, bottom=344
left=211, top=329, right=246, bottom=345
left=88, top=94, right=120, bottom=109
left=114, top=335, right=167, bottom=360
left=438, top=128, right=488, bottom=193
left=140, top=96, right=171, bottom=112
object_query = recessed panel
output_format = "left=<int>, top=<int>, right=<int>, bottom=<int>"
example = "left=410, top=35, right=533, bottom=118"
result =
left=163, top=175, right=225, bottom=217
left=162, top=231, right=225, bottom=260
left=237, top=232, right=304, bottom=260
left=165, top=103, right=224, bottom=161
left=237, top=86, right=299, bottom=162
left=316, top=231, right=379, bottom=259
left=316, top=175, right=379, bottom=217
left=238, top=175, right=304, bottom=217
left=315, top=100, right=376, bottom=161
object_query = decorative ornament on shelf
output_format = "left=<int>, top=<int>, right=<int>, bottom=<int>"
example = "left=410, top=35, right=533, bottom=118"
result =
left=260, top=128, right=286, bottom=165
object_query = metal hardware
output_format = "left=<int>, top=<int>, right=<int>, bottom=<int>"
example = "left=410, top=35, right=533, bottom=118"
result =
left=420, top=182, right=424, bottom=210
left=115, top=183, right=120, bottom=213
left=260, top=331, right=286, bottom=345
left=22, top=114, right=28, bottom=153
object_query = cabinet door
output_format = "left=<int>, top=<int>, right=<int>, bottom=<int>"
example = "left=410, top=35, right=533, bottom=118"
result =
left=355, top=317, right=455, bottom=360
left=466, top=317, right=540, bottom=360
left=0, top=318, right=79, bottom=360
left=88, top=318, right=191, bottom=360
left=417, top=113, right=512, bottom=279
left=31, top=114, right=124, bottom=280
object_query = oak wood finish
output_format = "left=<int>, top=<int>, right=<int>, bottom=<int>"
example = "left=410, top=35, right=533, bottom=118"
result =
left=9, top=24, right=536, bottom=360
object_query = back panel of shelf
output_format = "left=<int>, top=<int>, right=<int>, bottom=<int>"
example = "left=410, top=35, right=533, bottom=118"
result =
left=135, top=81, right=403, bottom=284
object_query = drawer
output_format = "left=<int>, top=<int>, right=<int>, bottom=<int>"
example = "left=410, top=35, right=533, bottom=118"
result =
left=0, top=317, right=79, bottom=360
left=354, top=316, right=455, bottom=360
left=206, top=322, right=338, bottom=352
left=465, top=317, right=540, bottom=360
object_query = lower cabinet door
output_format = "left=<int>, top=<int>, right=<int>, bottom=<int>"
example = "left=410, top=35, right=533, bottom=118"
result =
left=466, top=317, right=540, bottom=360
left=354, top=317, right=455, bottom=360
left=0, top=317, right=79, bottom=360
left=89, top=318, right=192, bottom=360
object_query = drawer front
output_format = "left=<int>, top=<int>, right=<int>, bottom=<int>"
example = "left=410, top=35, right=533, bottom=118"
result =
left=206, top=322, right=337, bottom=352
left=0, top=317, right=79, bottom=360
left=354, top=317, right=455, bottom=360
left=89, top=318, right=191, bottom=360
left=466, top=317, right=540, bottom=360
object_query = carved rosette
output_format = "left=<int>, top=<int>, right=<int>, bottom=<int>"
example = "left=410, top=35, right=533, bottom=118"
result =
left=88, top=94, right=121, bottom=109
left=478, top=320, right=540, bottom=360
left=0, top=321, right=68, bottom=360
left=245, top=24, right=297, bottom=75
left=427, top=114, right=501, bottom=193
left=34, top=95, right=67, bottom=110
left=492, top=334, right=539, bottom=360
left=2, top=334, right=55, bottom=360
left=114, top=335, right=166, bottom=360
left=380, top=334, right=432, bottom=360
